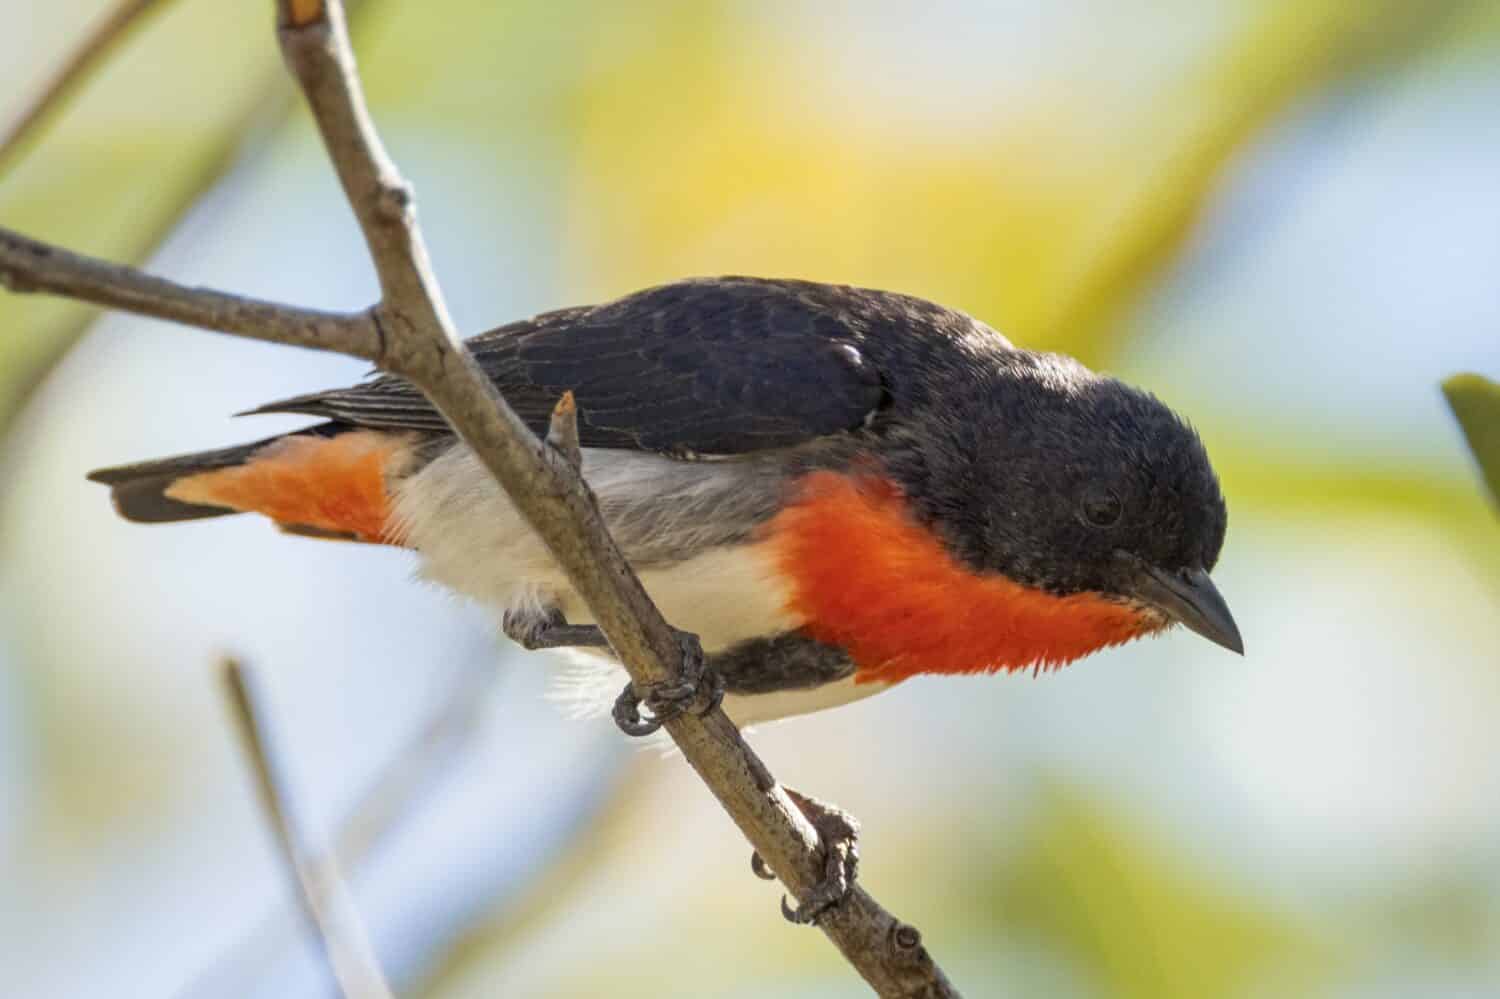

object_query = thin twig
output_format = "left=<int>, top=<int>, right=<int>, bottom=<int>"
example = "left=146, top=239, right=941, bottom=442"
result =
left=0, top=0, right=176, bottom=176
left=0, top=2, right=961, bottom=993
left=222, top=657, right=395, bottom=999
left=0, top=228, right=381, bottom=358
left=179, top=659, right=495, bottom=999
left=546, top=390, right=582, bottom=469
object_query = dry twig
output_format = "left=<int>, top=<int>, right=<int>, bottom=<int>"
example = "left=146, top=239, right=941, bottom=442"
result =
left=222, top=657, right=395, bottom=999
left=0, top=0, right=175, bottom=174
left=0, top=2, right=959, bottom=993
left=179, top=659, right=494, bottom=998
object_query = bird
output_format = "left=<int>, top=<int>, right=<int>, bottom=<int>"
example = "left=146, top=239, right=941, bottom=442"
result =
left=89, top=275, right=1241, bottom=923
left=89, top=276, right=1240, bottom=728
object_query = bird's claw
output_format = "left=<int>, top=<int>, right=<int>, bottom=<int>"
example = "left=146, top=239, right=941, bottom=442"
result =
left=501, top=606, right=610, bottom=652
left=751, top=850, right=777, bottom=880
left=611, top=629, right=724, bottom=737
left=501, top=605, right=564, bottom=651
left=754, top=788, right=861, bottom=926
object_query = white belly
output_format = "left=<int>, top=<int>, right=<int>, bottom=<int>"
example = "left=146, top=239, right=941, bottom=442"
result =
left=559, top=544, right=801, bottom=653
left=392, top=445, right=891, bottom=722
left=392, top=446, right=801, bottom=650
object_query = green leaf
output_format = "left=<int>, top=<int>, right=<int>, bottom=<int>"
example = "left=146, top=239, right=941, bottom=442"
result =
left=980, top=785, right=1333, bottom=999
left=1442, top=373, right=1500, bottom=509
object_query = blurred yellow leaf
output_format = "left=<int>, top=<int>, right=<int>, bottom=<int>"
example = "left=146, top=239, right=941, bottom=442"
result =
left=560, top=0, right=1466, bottom=366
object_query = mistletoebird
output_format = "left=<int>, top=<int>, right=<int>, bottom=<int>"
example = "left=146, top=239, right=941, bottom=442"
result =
left=91, top=276, right=1241, bottom=718
left=89, top=277, right=1242, bottom=915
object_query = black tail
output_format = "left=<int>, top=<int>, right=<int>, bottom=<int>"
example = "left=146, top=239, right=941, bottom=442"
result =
left=86, top=438, right=277, bottom=523
left=86, top=426, right=340, bottom=524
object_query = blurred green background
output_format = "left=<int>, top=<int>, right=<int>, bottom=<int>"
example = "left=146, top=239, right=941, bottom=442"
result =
left=3, top=1, right=1499, bottom=996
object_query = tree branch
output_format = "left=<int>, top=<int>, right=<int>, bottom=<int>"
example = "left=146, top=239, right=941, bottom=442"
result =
left=0, top=2, right=960, bottom=993
left=0, top=227, right=381, bottom=358
left=223, top=657, right=395, bottom=999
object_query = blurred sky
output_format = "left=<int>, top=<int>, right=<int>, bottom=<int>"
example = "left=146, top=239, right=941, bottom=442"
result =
left=2, top=2, right=1499, bottom=998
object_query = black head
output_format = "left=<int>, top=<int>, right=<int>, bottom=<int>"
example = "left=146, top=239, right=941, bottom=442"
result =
left=884, top=350, right=1240, bottom=653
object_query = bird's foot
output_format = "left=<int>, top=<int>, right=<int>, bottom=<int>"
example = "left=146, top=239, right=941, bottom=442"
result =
left=501, top=605, right=610, bottom=651
left=611, top=628, right=724, bottom=737
left=752, top=787, right=861, bottom=925
left=504, top=608, right=720, bottom=737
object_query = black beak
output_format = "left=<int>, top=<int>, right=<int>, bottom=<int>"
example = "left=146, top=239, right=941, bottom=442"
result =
left=1128, top=564, right=1243, bottom=655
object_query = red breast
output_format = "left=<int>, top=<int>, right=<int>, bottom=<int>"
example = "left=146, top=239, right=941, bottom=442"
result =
left=764, top=471, right=1162, bottom=684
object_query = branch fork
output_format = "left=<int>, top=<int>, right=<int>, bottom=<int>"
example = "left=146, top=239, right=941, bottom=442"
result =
left=0, top=2, right=960, bottom=994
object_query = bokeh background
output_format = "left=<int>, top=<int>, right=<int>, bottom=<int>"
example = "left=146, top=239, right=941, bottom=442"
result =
left=3, top=1, right=1499, bottom=996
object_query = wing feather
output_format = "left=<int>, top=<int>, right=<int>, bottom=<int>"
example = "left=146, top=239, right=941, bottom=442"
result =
left=248, top=278, right=890, bottom=455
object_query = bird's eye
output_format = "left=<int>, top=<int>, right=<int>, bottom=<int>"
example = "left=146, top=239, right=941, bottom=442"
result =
left=1080, top=488, right=1122, bottom=528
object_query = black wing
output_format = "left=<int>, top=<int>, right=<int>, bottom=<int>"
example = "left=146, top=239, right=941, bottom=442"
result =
left=248, top=278, right=895, bottom=455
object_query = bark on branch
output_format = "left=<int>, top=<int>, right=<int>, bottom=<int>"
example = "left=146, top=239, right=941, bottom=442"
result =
left=0, top=2, right=960, bottom=994
left=0, top=227, right=380, bottom=356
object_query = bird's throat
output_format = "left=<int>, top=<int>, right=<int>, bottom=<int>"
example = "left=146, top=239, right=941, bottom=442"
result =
left=765, top=471, right=1160, bottom=684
